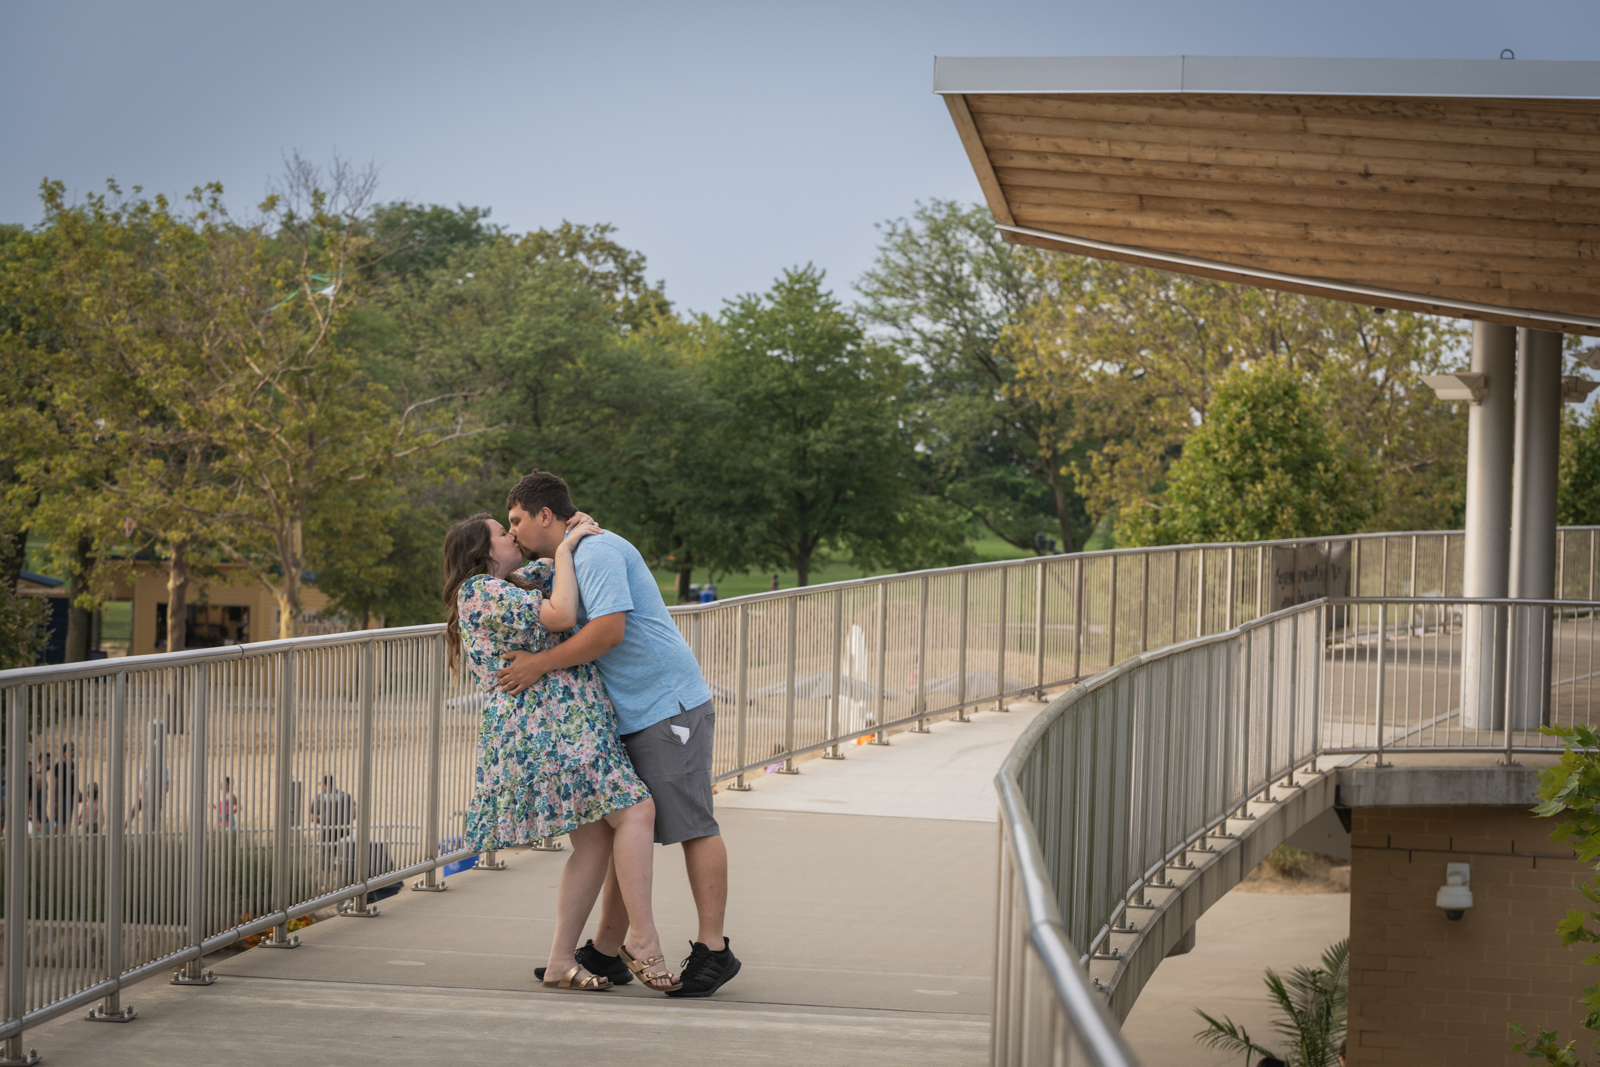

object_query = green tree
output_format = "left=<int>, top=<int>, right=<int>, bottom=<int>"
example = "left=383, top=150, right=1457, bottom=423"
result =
left=857, top=201, right=1086, bottom=551
left=1135, top=360, right=1368, bottom=545
left=708, top=265, right=967, bottom=585
left=1560, top=406, right=1600, bottom=527
left=1011, top=260, right=1464, bottom=542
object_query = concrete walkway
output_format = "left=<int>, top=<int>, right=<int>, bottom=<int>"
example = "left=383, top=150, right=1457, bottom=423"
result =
left=27, top=706, right=1048, bottom=1067
left=26, top=700, right=1348, bottom=1066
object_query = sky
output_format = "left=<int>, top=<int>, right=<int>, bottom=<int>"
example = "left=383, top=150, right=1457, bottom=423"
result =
left=4, top=1, right=1599, bottom=317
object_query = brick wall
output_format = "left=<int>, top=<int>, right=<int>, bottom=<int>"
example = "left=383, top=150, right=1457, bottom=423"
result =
left=1348, top=805, right=1588, bottom=1065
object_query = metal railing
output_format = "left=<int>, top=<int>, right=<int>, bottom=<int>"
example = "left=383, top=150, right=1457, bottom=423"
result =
left=992, top=594, right=1600, bottom=1066
left=0, top=526, right=1594, bottom=1060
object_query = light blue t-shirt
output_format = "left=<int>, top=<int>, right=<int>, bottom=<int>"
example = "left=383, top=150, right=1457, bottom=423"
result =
left=571, top=532, right=712, bottom=735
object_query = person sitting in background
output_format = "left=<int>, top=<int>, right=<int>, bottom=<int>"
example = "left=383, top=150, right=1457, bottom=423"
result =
left=216, top=776, right=239, bottom=829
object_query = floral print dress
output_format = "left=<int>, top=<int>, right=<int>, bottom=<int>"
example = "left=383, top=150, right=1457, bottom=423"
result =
left=459, top=562, right=649, bottom=847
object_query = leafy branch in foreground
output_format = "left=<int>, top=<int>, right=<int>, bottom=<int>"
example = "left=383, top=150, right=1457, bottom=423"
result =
left=1509, top=724, right=1600, bottom=1064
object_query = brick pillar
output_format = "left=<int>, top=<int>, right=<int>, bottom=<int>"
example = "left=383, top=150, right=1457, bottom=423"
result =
left=1348, top=805, right=1587, bottom=1064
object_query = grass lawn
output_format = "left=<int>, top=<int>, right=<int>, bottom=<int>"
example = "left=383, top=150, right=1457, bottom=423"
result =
left=652, top=535, right=1041, bottom=602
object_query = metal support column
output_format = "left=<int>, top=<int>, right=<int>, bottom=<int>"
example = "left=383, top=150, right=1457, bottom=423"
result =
left=1461, top=322, right=1516, bottom=729
left=729, top=605, right=753, bottom=786
left=173, top=665, right=215, bottom=985
left=266, top=651, right=306, bottom=938
left=1508, top=327, right=1562, bottom=730
left=1071, top=559, right=1085, bottom=681
left=413, top=637, right=450, bottom=890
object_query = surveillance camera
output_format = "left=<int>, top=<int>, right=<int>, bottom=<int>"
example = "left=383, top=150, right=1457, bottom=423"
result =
left=1435, top=862, right=1472, bottom=921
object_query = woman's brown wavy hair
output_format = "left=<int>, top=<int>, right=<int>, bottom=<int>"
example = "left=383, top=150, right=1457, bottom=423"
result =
left=442, top=513, right=534, bottom=676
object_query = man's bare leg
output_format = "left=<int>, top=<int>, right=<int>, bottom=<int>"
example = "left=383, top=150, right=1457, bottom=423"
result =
left=592, top=858, right=630, bottom=957
left=683, top=833, right=727, bottom=948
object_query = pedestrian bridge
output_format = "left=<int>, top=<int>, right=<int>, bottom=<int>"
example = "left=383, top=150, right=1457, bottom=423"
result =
left=1, top=529, right=1596, bottom=1064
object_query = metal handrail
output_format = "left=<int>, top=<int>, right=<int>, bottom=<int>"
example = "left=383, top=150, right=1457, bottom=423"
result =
left=1, top=529, right=1598, bottom=1061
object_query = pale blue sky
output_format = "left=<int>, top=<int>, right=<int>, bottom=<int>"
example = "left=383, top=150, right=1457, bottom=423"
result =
left=4, top=1, right=1598, bottom=315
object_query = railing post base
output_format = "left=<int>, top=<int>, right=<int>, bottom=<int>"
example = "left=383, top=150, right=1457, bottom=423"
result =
left=339, top=896, right=381, bottom=918
left=911, top=719, right=931, bottom=734
left=726, top=774, right=752, bottom=792
left=86, top=992, right=136, bottom=1024
left=262, top=927, right=301, bottom=947
left=474, top=850, right=508, bottom=871
left=412, top=874, right=449, bottom=893
left=171, top=960, right=216, bottom=986
left=869, top=729, right=891, bottom=744
left=822, top=744, right=845, bottom=760
left=777, top=758, right=800, bottom=774
left=531, top=838, right=564, bottom=852
left=0, top=1041, right=39, bottom=1066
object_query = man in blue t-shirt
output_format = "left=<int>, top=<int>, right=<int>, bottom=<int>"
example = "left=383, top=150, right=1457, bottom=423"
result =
left=497, top=470, right=739, bottom=998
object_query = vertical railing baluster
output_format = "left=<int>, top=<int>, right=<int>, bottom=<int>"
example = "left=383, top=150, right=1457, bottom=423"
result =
left=1035, top=561, right=1048, bottom=696
left=414, top=637, right=449, bottom=890
left=1138, top=552, right=1150, bottom=655
left=173, top=664, right=214, bottom=985
left=1104, top=556, right=1118, bottom=671
left=3, top=687, right=36, bottom=1059
left=913, top=576, right=931, bottom=732
left=347, top=641, right=389, bottom=907
left=824, top=591, right=845, bottom=759
left=1224, top=547, right=1235, bottom=631
left=997, top=567, right=1010, bottom=710
left=780, top=597, right=800, bottom=772
left=88, top=675, right=133, bottom=1025
left=1072, top=559, right=1085, bottom=682
left=266, top=650, right=304, bottom=941
left=872, top=582, right=892, bottom=743
left=730, top=604, right=753, bottom=785
left=954, top=573, right=970, bottom=723
left=1374, top=603, right=1389, bottom=767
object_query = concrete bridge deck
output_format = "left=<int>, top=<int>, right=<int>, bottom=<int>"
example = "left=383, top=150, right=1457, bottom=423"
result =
left=22, top=701, right=1348, bottom=1066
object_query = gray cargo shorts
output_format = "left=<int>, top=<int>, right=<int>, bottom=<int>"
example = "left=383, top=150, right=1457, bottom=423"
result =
left=620, top=699, right=720, bottom=846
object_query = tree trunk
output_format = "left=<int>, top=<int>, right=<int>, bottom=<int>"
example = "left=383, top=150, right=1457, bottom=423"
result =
left=674, top=544, right=694, bottom=603
left=278, top=517, right=304, bottom=639
left=166, top=540, right=190, bottom=654
left=63, top=537, right=93, bottom=662
left=1047, top=463, right=1080, bottom=554
left=2, top=528, right=26, bottom=589
left=796, top=549, right=811, bottom=588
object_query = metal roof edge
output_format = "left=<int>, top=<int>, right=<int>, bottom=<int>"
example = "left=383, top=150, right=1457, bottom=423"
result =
left=933, top=54, right=1600, bottom=99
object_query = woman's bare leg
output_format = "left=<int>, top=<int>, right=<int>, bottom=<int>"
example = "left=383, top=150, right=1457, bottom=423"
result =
left=547, top=819, right=613, bottom=982
left=592, top=860, right=629, bottom=956
left=604, top=799, right=674, bottom=989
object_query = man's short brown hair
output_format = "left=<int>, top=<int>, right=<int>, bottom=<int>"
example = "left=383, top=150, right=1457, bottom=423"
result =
left=506, top=470, right=576, bottom=520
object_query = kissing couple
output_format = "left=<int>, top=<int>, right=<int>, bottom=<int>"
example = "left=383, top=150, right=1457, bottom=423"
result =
left=442, top=470, right=739, bottom=996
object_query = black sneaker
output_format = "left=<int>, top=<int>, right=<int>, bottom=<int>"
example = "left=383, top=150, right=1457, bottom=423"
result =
left=665, top=938, right=741, bottom=998
left=534, top=940, right=633, bottom=986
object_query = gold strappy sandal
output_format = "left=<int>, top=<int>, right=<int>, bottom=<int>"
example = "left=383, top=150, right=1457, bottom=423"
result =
left=619, top=945, right=683, bottom=993
left=543, top=965, right=612, bottom=991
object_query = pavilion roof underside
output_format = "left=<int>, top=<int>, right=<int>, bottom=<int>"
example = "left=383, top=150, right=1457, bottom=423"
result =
left=946, top=90, right=1600, bottom=335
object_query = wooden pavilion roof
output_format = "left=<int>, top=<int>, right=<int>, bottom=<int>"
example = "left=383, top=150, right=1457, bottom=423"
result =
left=937, top=56, right=1600, bottom=335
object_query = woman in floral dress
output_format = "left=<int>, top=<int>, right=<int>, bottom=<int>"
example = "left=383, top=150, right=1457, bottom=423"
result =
left=444, top=513, right=676, bottom=993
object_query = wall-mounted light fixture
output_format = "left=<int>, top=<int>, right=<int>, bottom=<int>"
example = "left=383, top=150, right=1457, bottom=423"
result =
left=1435, top=862, right=1473, bottom=921
left=1420, top=373, right=1489, bottom=404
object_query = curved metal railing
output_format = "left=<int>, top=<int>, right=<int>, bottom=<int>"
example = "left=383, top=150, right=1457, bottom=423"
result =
left=992, top=593, right=1600, bottom=1065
